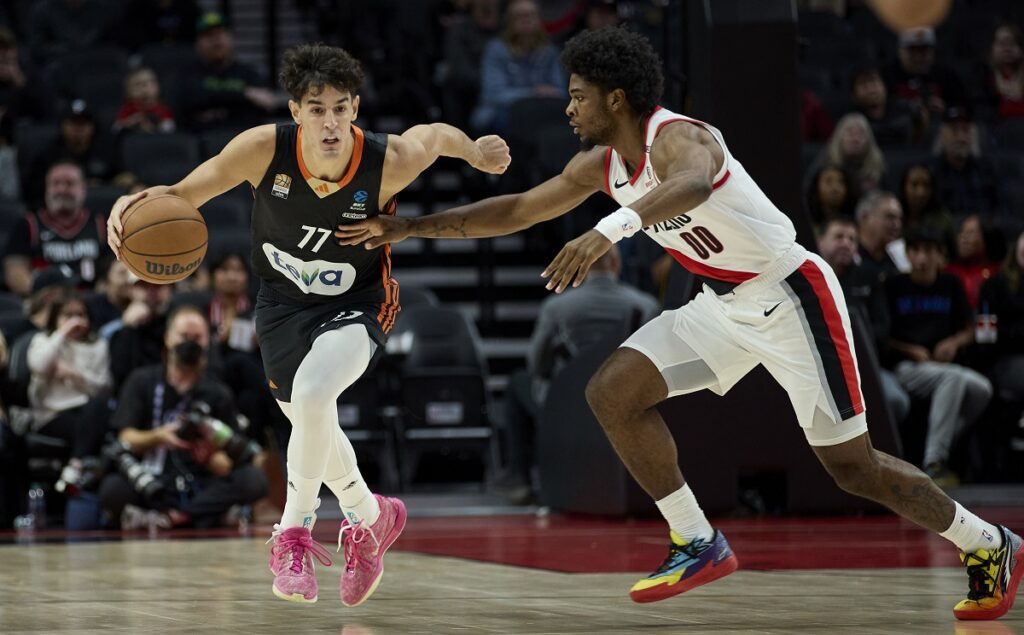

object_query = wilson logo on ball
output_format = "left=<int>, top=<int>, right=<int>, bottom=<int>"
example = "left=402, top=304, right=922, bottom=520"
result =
left=144, top=258, right=203, bottom=277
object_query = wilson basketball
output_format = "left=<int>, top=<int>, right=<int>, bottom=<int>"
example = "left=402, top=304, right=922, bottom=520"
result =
left=867, top=0, right=952, bottom=30
left=120, top=194, right=208, bottom=284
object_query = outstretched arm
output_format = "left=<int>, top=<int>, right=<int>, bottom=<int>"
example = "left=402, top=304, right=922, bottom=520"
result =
left=106, top=125, right=275, bottom=259
left=542, top=121, right=722, bottom=292
left=338, top=148, right=605, bottom=248
left=380, top=123, right=510, bottom=201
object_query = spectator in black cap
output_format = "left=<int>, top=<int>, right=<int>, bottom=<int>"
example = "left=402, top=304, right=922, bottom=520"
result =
left=4, top=161, right=105, bottom=297
left=23, top=99, right=118, bottom=206
left=178, top=12, right=277, bottom=133
left=884, top=27, right=968, bottom=135
left=931, top=106, right=1002, bottom=217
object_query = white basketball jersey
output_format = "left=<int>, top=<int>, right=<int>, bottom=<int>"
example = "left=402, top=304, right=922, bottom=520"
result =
left=605, top=106, right=797, bottom=285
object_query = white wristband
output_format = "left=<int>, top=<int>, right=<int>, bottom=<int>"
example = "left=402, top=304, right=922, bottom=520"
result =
left=594, top=207, right=643, bottom=243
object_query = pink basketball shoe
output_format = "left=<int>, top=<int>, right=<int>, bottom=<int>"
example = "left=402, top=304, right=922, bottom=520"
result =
left=338, top=495, right=407, bottom=606
left=268, top=526, right=333, bottom=603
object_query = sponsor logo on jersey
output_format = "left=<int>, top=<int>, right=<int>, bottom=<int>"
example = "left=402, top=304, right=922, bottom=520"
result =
left=262, top=242, right=356, bottom=295
left=272, top=173, right=292, bottom=199
left=350, top=189, right=368, bottom=211
left=341, top=212, right=367, bottom=220
left=647, top=214, right=693, bottom=234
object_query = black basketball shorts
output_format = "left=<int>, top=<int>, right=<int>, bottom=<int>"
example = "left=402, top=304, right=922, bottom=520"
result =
left=255, top=292, right=388, bottom=402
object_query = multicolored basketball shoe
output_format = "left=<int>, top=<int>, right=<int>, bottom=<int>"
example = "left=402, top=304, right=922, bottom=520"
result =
left=338, top=494, right=407, bottom=607
left=268, top=526, right=333, bottom=603
left=954, top=525, right=1023, bottom=621
left=629, top=529, right=738, bottom=603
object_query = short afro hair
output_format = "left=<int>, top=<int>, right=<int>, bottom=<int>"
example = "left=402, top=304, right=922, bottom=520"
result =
left=561, top=27, right=664, bottom=117
left=279, top=43, right=364, bottom=103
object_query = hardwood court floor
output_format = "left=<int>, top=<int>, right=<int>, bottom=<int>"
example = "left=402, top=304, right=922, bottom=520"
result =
left=2, top=511, right=1023, bottom=634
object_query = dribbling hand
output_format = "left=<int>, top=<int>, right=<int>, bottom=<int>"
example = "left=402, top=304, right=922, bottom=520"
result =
left=335, top=214, right=411, bottom=250
left=542, top=229, right=613, bottom=294
left=107, top=191, right=150, bottom=261
left=471, top=135, right=511, bottom=174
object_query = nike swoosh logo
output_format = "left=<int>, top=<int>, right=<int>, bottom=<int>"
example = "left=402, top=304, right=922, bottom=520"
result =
left=763, top=302, right=783, bottom=317
left=614, top=179, right=629, bottom=189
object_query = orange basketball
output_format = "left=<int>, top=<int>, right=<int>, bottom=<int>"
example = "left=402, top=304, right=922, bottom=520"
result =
left=120, top=194, right=207, bottom=284
left=867, top=0, right=952, bottom=31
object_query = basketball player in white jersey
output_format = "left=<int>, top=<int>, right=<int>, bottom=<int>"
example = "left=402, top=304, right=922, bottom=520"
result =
left=338, top=28, right=1021, bottom=620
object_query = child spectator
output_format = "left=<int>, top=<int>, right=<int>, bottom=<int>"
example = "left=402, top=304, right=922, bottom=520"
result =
left=113, top=67, right=176, bottom=135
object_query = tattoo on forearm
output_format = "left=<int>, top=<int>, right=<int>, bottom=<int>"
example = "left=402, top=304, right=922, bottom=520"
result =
left=424, top=216, right=468, bottom=238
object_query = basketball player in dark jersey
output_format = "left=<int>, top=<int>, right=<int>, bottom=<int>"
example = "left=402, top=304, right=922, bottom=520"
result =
left=338, top=28, right=1021, bottom=621
left=105, top=43, right=510, bottom=607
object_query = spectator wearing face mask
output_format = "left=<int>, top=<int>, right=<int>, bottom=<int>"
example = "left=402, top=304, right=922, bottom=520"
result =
left=98, top=305, right=267, bottom=529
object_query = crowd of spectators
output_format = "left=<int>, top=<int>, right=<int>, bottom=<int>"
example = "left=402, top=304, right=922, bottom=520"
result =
left=798, top=3, right=1024, bottom=486
left=1, top=0, right=1023, bottom=528
left=0, top=0, right=647, bottom=529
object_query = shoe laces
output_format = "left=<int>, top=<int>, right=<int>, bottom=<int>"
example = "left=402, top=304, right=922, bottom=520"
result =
left=963, top=549, right=1000, bottom=601
left=268, top=525, right=333, bottom=574
left=338, top=519, right=381, bottom=572
left=653, top=535, right=711, bottom=575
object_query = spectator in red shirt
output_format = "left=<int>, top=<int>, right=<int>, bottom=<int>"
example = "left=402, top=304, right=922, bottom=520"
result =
left=945, top=214, right=1003, bottom=311
left=113, top=67, right=176, bottom=135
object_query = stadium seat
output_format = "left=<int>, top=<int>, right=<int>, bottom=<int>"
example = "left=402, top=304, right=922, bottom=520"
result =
left=13, top=121, right=58, bottom=181
left=121, top=132, right=201, bottom=173
left=996, top=118, right=1024, bottom=152
left=85, top=184, right=127, bottom=218
left=0, top=292, right=21, bottom=314
left=396, top=284, right=439, bottom=309
left=200, top=195, right=249, bottom=230
left=336, top=375, right=400, bottom=491
left=45, top=47, right=128, bottom=99
left=393, top=305, right=498, bottom=488
left=200, top=128, right=246, bottom=159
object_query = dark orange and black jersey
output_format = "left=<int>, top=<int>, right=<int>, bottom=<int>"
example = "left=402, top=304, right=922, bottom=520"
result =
left=251, top=123, right=399, bottom=331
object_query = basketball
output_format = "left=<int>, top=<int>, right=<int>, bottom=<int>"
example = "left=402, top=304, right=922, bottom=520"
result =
left=120, top=194, right=208, bottom=284
left=867, top=0, right=952, bottom=31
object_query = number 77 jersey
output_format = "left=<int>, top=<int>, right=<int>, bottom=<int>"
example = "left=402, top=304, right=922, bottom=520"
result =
left=604, top=106, right=798, bottom=292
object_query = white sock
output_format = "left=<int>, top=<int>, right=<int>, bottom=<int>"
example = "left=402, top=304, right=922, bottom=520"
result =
left=655, top=483, right=714, bottom=544
left=279, top=463, right=322, bottom=529
left=325, top=467, right=380, bottom=527
left=939, top=502, right=1003, bottom=553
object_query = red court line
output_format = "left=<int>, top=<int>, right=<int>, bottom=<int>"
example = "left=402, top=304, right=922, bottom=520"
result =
left=3, top=509, right=1021, bottom=575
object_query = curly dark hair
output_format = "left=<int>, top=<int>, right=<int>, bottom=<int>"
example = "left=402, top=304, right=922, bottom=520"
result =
left=561, top=27, right=664, bottom=117
left=278, top=43, right=364, bottom=102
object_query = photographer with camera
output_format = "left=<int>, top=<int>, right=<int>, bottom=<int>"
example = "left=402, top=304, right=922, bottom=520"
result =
left=97, top=305, right=267, bottom=529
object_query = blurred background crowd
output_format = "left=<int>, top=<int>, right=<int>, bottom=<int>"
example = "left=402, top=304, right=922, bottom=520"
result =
left=0, top=0, right=1022, bottom=531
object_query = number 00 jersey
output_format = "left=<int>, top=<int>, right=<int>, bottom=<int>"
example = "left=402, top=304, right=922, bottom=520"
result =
left=604, top=106, right=799, bottom=289
left=251, top=124, right=399, bottom=327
